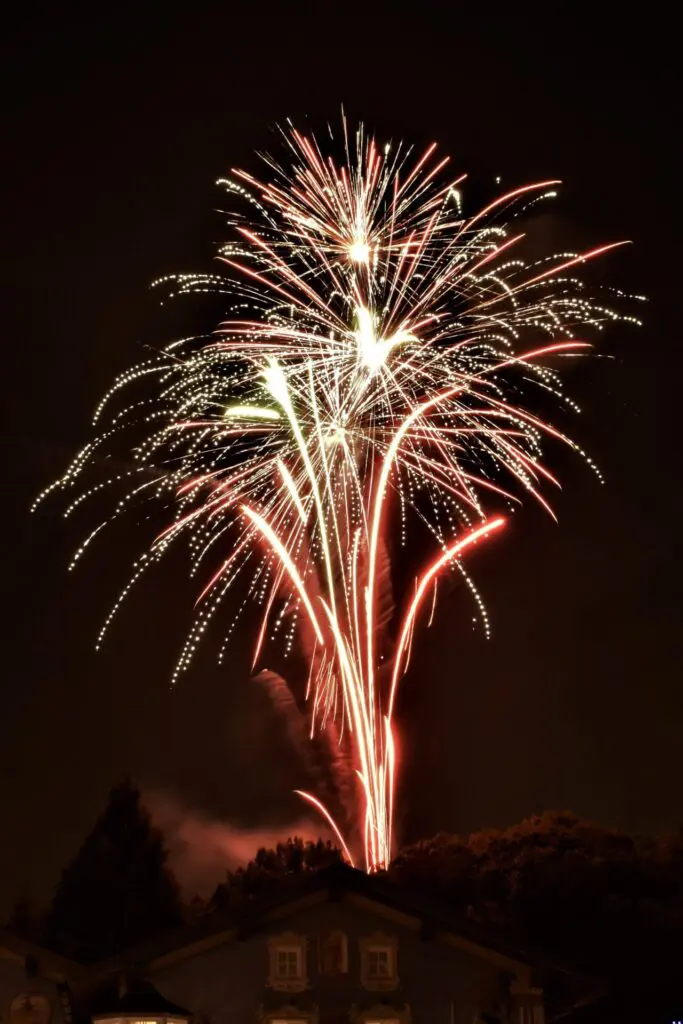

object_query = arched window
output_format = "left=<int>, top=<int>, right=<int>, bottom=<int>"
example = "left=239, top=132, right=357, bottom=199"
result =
left=320, top=930, right=348, bottom=974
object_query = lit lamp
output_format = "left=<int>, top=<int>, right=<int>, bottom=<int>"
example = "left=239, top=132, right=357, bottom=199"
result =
left=91, top=978, right=191, bottom=1024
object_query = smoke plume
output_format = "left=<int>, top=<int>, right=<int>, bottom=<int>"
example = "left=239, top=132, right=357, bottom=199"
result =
left=143, top=788, right=329, bottom=897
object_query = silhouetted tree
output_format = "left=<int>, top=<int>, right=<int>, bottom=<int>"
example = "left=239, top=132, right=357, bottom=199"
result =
left=389, top=811, right=683, bottom=988
left=208, top=836, right=342, bottom=911
left=45, top=777, right=182, bottom=963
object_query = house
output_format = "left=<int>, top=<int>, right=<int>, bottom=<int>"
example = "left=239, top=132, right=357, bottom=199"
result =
left=0, top=927, right=82, bottom=1024
left=2, top=864, right=579, bottom=1024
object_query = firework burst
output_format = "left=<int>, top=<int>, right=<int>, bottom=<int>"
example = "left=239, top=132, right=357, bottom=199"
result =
left=37, top=120, right=640, bottom=870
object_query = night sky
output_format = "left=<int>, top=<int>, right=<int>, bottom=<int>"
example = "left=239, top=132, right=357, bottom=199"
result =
left=2, top=9, right=682, bottom=916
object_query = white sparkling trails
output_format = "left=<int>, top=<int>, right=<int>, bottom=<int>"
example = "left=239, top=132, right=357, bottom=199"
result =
left=37, top=120, right=641, bottom=872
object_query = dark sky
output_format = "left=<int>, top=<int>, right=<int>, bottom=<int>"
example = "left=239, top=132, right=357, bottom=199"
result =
left=2, top=9, right=682, bottom=916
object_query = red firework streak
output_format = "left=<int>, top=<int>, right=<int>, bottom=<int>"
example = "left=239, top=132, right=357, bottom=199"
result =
left=40, top=119, right=638, bottom=870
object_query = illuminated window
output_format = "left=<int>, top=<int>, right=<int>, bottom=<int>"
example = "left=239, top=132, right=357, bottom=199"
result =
left=266, top=1010, right=312, bottom=1024
left=355, top=1012, right=407, bottom=1024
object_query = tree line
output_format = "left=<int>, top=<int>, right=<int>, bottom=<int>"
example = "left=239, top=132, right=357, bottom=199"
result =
left=7, top=780, right=682, bottom=997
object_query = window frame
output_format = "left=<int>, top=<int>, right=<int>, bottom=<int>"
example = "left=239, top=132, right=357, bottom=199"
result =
left=366, top=946, right=393, bottom=979
left=275, top=946, right=303, bottom=980
left=359, top=932, right=399, bottom=991
left=266, top=931, right=309, bottom=993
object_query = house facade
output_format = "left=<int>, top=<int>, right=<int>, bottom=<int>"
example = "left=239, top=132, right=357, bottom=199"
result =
left=2, top=867, right=547, bottom=1024
left=0, top=929, right=77, bottom=1024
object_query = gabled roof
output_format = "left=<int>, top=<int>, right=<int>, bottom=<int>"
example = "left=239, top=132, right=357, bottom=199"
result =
left=90, top=979, right=190, bottom=1019
left=90, top=863, right=536, bottom=983
left=0, top=927, right=85, bottom=982
left=1, top=870, right=598, bottom=1022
